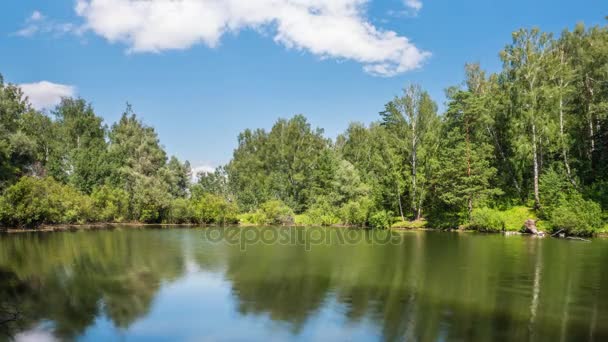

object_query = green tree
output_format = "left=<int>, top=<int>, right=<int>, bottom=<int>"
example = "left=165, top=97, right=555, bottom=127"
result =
left=50, top=98, right=109, bottom=193
left=431, top=65, right=502, bottom=224
left=501, top=28, right=555, bottom=208
left=0, top=76, right=36, bottom=188
left=380, top=85, right=440, bottom=219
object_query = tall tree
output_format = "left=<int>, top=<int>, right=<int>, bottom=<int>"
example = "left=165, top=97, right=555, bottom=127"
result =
left=432, top=65, right=502, bottom=222
left=51, top=98, right=109, bottom=193
left=501, top=28, right=554, bottom=209
left=381, top=85, right=440, bottom=219
left=161, top=156, right=191, bottom=198
left=0, top=76, right=36, bottom=188
left=107, top=105, right=168, bottom=218
left=227, top=115, right=330, bottom=212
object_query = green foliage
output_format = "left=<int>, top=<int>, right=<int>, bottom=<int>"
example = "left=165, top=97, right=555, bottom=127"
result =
left=0, top=177, right=92, bottom=227
left=194, top=166, right=230, bottom=199
left=50, top=98, right=109, bottom=193
left=191, top=193, right=238, bottom=225
left=226, top=115, right=331, bottom=212
left=131, top=175, right=171, bottom=223
left=369, top=210, right=393, bottom=229
left=300, top=196, right=340, bottom=226
left=0, top=78, right=37, bottom=188
left=166, top=198, right=194, bottom=224
left=391, top=219, right=427, bottom=229
left=468, top=208, right=505, bottom=232
left=500, top=206, right=538, bottom=231
left=90, top=185, right=129, bottom=222
left=161, top=156, right=191, bottom=198
left=250, top=200, right=294, bottom=225
left=550, top=195, right=602, bottom=236
left=539, top=168, right=574, bottom=218
left=338, top=197, right=372, bottom=227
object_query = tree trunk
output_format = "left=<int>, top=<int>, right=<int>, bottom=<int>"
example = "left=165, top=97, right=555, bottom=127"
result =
left=411, top=122, right=418, bottom=218
left=589, top=113, right=595, bottom=154
left=585, top=75, right=595, bottom=159
left=466, top=117, right=473, bottom=218
left=559, top=90, right=576, bottom=188
left=532, top=123, right=541, bottom=209
left=397, top=184, right=405, bottom=221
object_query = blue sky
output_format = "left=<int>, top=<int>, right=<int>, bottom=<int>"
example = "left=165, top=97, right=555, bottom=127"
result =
left=1, top=0, right=605, bottom=172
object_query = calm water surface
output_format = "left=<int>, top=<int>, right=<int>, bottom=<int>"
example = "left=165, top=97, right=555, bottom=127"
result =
left=0, top=227, right=607, bottom=341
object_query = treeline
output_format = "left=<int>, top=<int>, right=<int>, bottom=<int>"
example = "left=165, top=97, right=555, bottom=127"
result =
left=1, top=23, right=607, bottom=235
left=0, top=88, right=239, bottom=227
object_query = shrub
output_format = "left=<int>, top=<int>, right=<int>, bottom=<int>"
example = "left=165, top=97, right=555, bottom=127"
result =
left=500, top=206, right=537, bottom=231
left=90, top=185, right=129, bottom=222
left=0, top=177, right=92, bottom=228
left=539, top=168, right=577, bottom=218
left=192, top=194, right=239, bottom=225
left=550, top=195, right=602, bottom=236
left=131, top=176, right=171, bottom=223
left=238, top=212, right=256, bottom=225
left=391, top=219, right=426, bottom=229
left=166, top=198, right=194, bottom=224
left=469, top=207, right=505, bottom=232
left=339, top=198, right=372, bottom=226
left=252, top=200, right=294, bottom=225
left=300, top=196, right=340, bottom=226
left=369, top=210, right=392, bottom=229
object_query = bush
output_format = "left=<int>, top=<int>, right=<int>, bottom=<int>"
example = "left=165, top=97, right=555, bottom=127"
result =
left=238, top=212, right=256, bottom=225
left=0, top=177, right=92, bottom=228
left=90, top=185, right=129, bottom=222
left=251, top=200, right=294, bottom=225
left=166, top=198, right=194, bottom=224
left=500, top=206, right=538, bottom=231
left=391, top=219, right=426, bottom=229
left=550, top=195, right=602, bottom=236
left=469, top=207, right=505, bottom=232
left=369, top=210, right=392, bottom=229
left=339, top=198, right=371, bottom=226
left=191, top=194, right=239, bottom=225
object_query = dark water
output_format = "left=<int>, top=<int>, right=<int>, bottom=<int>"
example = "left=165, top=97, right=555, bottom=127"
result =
left=0, top=227, right=607, bottom=341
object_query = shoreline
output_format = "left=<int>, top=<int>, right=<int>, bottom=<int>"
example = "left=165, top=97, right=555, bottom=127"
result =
left=2, top=223, right=606, bottom=238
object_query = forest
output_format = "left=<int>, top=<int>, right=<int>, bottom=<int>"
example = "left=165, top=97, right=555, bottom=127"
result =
left=0, top=23, right=607, bottom=236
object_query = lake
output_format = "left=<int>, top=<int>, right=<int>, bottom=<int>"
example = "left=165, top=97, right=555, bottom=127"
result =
left=0, top=227, right=607, bottom=341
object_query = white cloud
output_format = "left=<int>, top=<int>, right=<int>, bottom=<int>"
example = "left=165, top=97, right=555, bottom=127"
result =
left=16, top=10, right=82, bottom=37
left=404, top=0, right=422, bottom=12
left=73, top=0, right=429, bottom=76
left=30, top=10, right=44, bottom=21
left=19, top=81, right=76, bottom=110
left=192, top=164, right=216, bottom=181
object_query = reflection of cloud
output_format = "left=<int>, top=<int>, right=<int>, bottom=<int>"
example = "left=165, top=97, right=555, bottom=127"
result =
left=15, top=327, right=57, bottom=342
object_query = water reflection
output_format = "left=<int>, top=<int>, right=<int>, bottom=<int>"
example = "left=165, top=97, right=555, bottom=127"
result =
left=0, top=228, right=607, bottom=341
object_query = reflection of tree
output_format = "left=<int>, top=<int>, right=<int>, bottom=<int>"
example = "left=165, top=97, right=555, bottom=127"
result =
left=0, top=230, right=186, bottom=339
left=0, top=229, right=607, bottom=340
left=0, top=269, right=24, bottom=339
left=224, top=242, right=331, bottom=331
left=217, top=230, right=608, bottom=341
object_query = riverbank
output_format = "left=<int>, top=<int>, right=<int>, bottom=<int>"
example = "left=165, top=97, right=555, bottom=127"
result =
left=3, top=222, right=607, bottom=238
left=0, top=223, right=205, bottom=233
